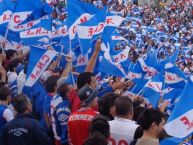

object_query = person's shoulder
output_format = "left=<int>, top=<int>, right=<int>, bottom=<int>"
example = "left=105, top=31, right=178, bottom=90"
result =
left=136, top=138, right=158, bottom=145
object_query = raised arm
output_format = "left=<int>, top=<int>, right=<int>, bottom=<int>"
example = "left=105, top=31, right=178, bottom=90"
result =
left=84, top=39, right=101, bottom=73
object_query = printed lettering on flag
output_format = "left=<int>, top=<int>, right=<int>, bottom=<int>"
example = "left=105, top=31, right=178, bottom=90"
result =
left=146, top=81, right=162, bottom=92
left=9, top=15, right=49, bottom=32
left=76, top=54, right=88, bottom=67
left=20, top=27, right=51, bottom=38
left=138, top=57, right=158, bottom=76
left=52, top=25, right=68, bottom=38
left=165, top=72, right=184, bottom=84
left=113, top=49, right=129, bottom=63
left=165, top=109, right=193, bottom=138
left=69, top=13, right=94, bottom=40
left=77, top=22, right=105, bottom=39
left=25, top=50, right=57, bottom=86
left=111, top=35, right=127, bottom=41
left=105, top=15, right=125, bottom=27
left=161, top=87, right=174, bottom=96
left=127, top=72, right=142, bottom=80
left=0, top=10, right=12, bottom=25
left=10, top=11, right=32, bottom=26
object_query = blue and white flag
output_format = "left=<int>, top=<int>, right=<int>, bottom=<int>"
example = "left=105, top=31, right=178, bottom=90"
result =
left=137, top=57, right=158, bottom=78
left=67, top=0, right=99, bottom=41
left=164, top=64, right=187, bottom=88
left=20, top=15, right=52, bottom=45
left=9, top=0, right=42, bottom=27
left=102, top=13, right=125, bottom=46
left=0, top=0, right=16, bottom=35
left=52, top=21, right=68, bottom=42
left=127, top=63, right=143, bottom=80
left=77, top=6, right=108, bottom=55
left=143, top=72, right=164, bottom=107
left=25, top=46, right=58, bottom=87
left=98, top=56, right=126, bottom=77
left=164, top=77, right=193, bottom=138
left=6, top=0, right=43, bottom=42
left=160, top=137, right=185, bottom=145
left=19, top=2, right=52, bottom=24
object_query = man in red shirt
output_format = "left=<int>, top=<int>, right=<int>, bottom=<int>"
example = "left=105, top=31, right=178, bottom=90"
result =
left=67, top=85, right=98, bottom=145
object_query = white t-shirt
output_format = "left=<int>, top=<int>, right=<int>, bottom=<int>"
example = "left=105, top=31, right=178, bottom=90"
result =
left=108, top=117, right=139, bottom=145
left=3, top=108, right=14, bottom=121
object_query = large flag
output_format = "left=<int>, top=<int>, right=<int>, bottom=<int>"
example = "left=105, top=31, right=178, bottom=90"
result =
left=164, top=64, right=187, bottom=88
left=52, top=21, right=68, bottom=42
left=137, top=57, right=158, bottom=78
left=9, top=0, right=42, bottom=26
left=5, top=0, right=42, bottom=41
left=19, top=2, right=52, bottom=24
left=143, top=72, right=164, bottom=107
left=112, top=47, right=130, bottom=63
left=102, top=13, right=125, bottom=47
left=77, top=6, right=108, bottom=55
left=67, top=0, right=99, bottom=45
left=164, top=77, right=193, bottom=138
left=25, top=46, right=58, bottom=87
left=0, top=0, right=16, bottom=35
left=98, top=56, right=126, bottom=77
left=127, top=63, right=143, bottom=81
left=20, top=15, right=52, bottom=45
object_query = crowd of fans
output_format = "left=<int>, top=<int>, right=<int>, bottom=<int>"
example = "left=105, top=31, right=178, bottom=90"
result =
left=0, top=0, right=192, bottom=145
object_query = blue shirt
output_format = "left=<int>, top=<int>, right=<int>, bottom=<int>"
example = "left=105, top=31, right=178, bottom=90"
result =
left=0, top=105, right=8, bottom=134
left=22, top=80, right=47, bottom=129
left=51, top=94, right=71, bottom=144
left=43, top=93, right=55, bottom=117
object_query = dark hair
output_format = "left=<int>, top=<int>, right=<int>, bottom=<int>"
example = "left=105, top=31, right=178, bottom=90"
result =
left=57, top=83, right=69, bottom=99
left=24, top=64, right=28, bottom=74
left=137, top=108, right=165, bottom=130
left=133, top=106, right=146, bottom=121
left=13, top=94, right=29, bottom=113
left=0, top=82, right=6, bottom=88
left=77, top=72, right=95, bottom=90
left=115, top=96, right=133, bottom=116
left=0, top=86, right=10, bottom=101
left=90, top=116, right=110, bottom=139
left=45, top=76, right=60, bottom=92
left=98, top=93, right=118, bottom=120
left=6, top=50, right=17, bottom=60
left=83, top=132, right=107, bottom=145
left=8, top=58, right=20, bottom=72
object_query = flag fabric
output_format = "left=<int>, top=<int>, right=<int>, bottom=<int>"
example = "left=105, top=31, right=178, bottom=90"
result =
left=0, top=0, right=16, bottom=36
left=164, top=64, right=187, bottom=88
left=112, top=47, right=130, bottom=63
left=67, top=0, right=99, bottom=43
left=20, top=15, right=52, bottom=45
left=98, top=56, right=126, bottom=77
left=25, top=46, right=58, bottom=87
left=77, top=6, right=108, bottom=55
left=137, top=57, right=158, bottom=78
left=164, top=77, right=193, bottom=138
left=160, top=137, right=185, bottom=145
left=8, top=0, right=42, bottom=27
left=52, top=21, right=68, bottom=42
left=143, top=72, right=164, bottom=107
left=102, top=13, right=125, bottom=46
left=19, top=2, right=52, bottom=24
